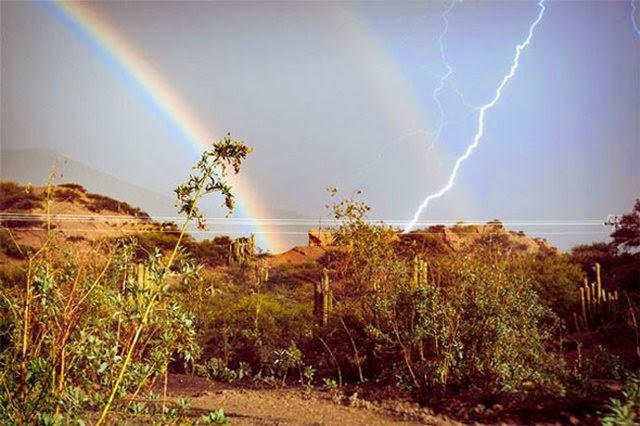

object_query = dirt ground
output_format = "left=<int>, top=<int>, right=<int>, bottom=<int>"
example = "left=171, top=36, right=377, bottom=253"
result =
left=164, top=374, right=462, bottom=426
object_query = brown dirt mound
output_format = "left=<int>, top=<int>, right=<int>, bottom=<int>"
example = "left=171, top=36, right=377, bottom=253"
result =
left=270, top=246, right=335, bottom=266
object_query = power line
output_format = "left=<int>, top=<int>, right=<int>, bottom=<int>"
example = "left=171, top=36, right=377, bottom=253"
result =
left=0, top=212, right=617, bottom=227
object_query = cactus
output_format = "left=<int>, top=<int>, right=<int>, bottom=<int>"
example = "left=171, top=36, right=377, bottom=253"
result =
left=255, top=261, right=269, bottom=286
left=574, top=263, right=619, bottom=332
left=314, top=269, right=333, bottom=326
left=133, top=263, right=154, bottom=291
left=228, top=234, right=255, bottom=266
left=411, top=256, right=429, bottom=289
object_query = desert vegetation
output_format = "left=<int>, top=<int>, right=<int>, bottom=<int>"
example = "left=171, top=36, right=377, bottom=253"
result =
left=0, top=142, right=639, bottom=424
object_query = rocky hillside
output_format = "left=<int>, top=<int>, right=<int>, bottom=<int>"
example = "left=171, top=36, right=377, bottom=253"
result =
left=1, top=180, right=558, bottom=266
left=0, top=181, right=164, bottom=255
left=270, top=221, right=557, bottom=267
left=397, top=222, right=557, bottom=258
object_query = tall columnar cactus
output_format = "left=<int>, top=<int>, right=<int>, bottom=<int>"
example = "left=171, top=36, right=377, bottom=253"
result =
left=573, top=263, right=619, bottom=332
left=136, top=263, right=149, bottom=289
left=411, top=256, right=429, bottom=289
left=314, top=269, right=333, bottom=326
left=228, top=234, right=255, bottom=266
left=255, top=261, right=269, bottom=286
left=249, top=234, right=256, bottom=256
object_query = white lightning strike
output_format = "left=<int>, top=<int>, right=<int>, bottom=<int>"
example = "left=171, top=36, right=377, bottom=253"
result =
left=403, top=0, right=546, bottom=234
left=431, top=0, right=460, bottom=142
left=354, top=1, right=471, bottom=182
left=632, top=0, right=640, bottom=37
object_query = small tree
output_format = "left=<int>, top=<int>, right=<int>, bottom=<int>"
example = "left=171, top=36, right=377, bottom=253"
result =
left=611, top=199, right=640, bottom=253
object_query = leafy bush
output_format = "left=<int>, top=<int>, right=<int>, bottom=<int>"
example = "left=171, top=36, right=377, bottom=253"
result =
left=513, top=253, right=584, bottom=318
left=132, top=231, right=186, bottom=260
left=199, top=281, right=314, bottom=375
left=394, top=229, right=452, bottom=259
left=601, top=374, right=640, bottom=425
left=267, top=262, right=324, bottom=292
left=188, top=236, right=232, bottom=267
left=364, top=257, right=565, bottom=395
left=0, top=242, right=200, bottom=424
left=199, top=408, right=229, bottom=425
left=0, top=136, right=252, bottom=423
left=314, top=191, right=566, bottom=397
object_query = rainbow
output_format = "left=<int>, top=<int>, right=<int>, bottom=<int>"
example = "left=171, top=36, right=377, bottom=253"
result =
left=43, top=0, right=289, bottom=253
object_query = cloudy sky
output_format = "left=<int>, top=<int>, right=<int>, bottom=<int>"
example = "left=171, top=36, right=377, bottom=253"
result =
left=1, top=0, right=639, bottom=251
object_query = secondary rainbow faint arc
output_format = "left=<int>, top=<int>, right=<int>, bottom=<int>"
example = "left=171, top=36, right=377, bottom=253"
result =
left=45, top=0, right=288, bottom=253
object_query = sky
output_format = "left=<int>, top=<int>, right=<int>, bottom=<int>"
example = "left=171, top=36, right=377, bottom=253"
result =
left=1, top=0, right=639, bottom=252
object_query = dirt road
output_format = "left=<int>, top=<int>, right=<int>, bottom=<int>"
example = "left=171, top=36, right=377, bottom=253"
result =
left=166, top=374, right=460, bottom=426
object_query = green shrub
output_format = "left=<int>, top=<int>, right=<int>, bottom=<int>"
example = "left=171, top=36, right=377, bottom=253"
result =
left=199, top=408, right=229, bottom=425
left=188, top=236, right=232, bottom=267
left=132, top=232, right=185, bottom=260
left=513, top=253, right=585, bottom=318
left=201, top=288, right=313, bottom=370
left=364, top=257, right=565, bottom=395
left=0, top=242, right=200, bottom=423
left=601, top=373, right=640, bottom=425
left=317, top=191, right=565, bottom=396
left=267, top=262, right=323, bottom=292
left=0, top=136, right=252, bottom=423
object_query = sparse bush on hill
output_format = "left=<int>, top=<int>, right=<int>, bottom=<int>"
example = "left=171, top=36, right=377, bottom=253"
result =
left=0, top=181, right=44, bottom=215
left=53, top=187, right=82, bottom=203
left=58, top=183, right=87, bottom=192
left=84, top=192, right=150, bottom=218
left=132, top=231, right=186, bottom=260
left=611, top=199, right=640, bottom=254
left=0, top=229, right=30, bottom=259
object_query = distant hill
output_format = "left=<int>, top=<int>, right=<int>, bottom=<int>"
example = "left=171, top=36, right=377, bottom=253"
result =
left=1, top=148, right=177, bottom=217
left=0, top=181, right=172, bottom=261
left=1, top=148, right=311, bottom=250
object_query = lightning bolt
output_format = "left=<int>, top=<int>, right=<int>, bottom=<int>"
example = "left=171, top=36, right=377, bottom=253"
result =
left=431, top=0, right=460, bottom=143
left=632, top=0, right=640, bottom=37
left=354, top=1, right=472, bottom=183
left=403, top=0, right=546, bottom=233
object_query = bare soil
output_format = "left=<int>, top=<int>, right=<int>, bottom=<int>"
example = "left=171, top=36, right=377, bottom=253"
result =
left=163, top=374, right=462, bottom=426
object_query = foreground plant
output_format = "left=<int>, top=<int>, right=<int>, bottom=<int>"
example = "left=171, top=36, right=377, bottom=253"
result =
left=601, top=374, right=640, bottom=426
left=97, top=135, right=251, bottom=424
left=316, top=191, right=565, bottom=396
left=0, top=136, right=251, bottom=425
